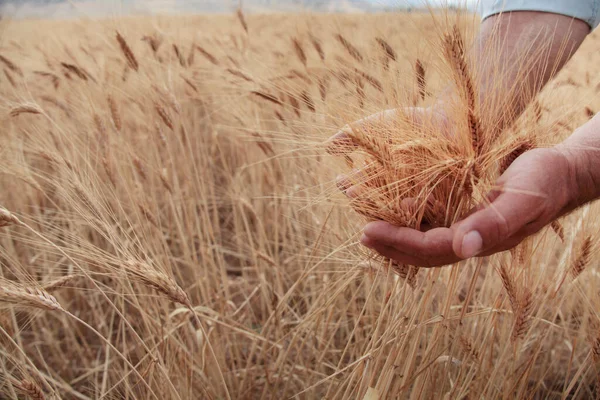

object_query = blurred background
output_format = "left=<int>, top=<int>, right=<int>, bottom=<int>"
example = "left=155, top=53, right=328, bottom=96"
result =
left=0, top=0, right=476, bottom=18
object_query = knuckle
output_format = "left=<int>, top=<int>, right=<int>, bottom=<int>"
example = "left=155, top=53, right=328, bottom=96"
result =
left=491, top=214, right=511, bottom=245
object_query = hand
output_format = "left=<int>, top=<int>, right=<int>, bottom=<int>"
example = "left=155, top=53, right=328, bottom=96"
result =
left=327, top=107, right=451, bottom=155
left=359, top=146, right=579, bottom=267
left=328, top=106, right=451, bottom=199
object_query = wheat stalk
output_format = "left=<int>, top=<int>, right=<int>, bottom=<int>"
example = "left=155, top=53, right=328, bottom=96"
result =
left=292, top=37, right=307, bottom=67
left=42, top=275, right=80, bottom=292
left=125, top=260, right=189, bottom=305
left=236, top=8, right=248, bottom=33
left=60, top=62, right=88, bottom=81
left=511, top=288, right=534, bottom=342
left=107, top=95, right=122, bottom=131
left=415, top=59, right=426, bottom=101
left=0, top=284, right=63, bottom=311
left=155, top=102, right=174, bottom=130
left=0, top=207, right=19, bottom=227
left=116, top=31, right=139, bottom=71
left=443, top=25, right=483, bottom=157
left=498, top=262, right=518, bottom=311
left=195, top=45, right=220, bottom=65
left=172, top=44, right=186, bottom=67
left=499, top=139, right=534, bottom=175
left=10, top=105, right=41, bottom=117
left=251, top=90, right=283, bottom=106
left=310, top=34, right=325, bottom=62
left=571, top=235, right=593, bottom=279
left=15, top=379, right=46, bottom=400
left=0, top=54, right=23, bottom=76
left=336, top=34, right=363, bottom=62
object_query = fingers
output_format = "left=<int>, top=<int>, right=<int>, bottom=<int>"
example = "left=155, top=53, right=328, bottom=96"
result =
left=362, top=221, right=456, bottom=262
left=451, top=191, right=544, bottom=259
left=478, top=219, right=548, bottom=256
left=336, top=171, right=366, bottom=198
left=326, top=109, right=399, bottom=155
left=356, top=239, right=456, bottom=268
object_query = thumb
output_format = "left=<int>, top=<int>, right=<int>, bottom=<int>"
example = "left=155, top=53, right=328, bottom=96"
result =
left=451, top=191, right=542, bottom=258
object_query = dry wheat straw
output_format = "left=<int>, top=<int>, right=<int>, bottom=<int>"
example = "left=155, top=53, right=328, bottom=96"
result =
left=155, top=102, right=174, bottom=130
left=160, top=169, right=173, bottom=193
left=3, top=69, right=16, bottom=87
left=10, top=106, right=41, bottom=117
left=550, top=220, right=565, bottom=242
left=0, top=208, right=19, bottom=227
left=571, top=235, right=593, bottom=278
left=173, top=44, right=186, bottom=67
left=34, top=71, right=60, bottom=89
left=133, top=157, right=147, bottom=181
left=586, top=106, right=596, bottom=119
left=116, top=31, right=139, bottom=71
left=391, top=263, right=418, bottom=288
left=236, top=8, right=248, bottom=33
left=375, top=37, right=396, bottom=61
left=415, top=59, right=426, bottom=100
left=102, top=157, right=116, bottom=187
left=16, top=379, right=46, bottom=400
left=355, top=69, right=383, bottom=93
left=142, top=34, right=162, bottom=54
left=194, top=45, right=220, bottom=66
left=287, top=94, right=301, bottom=117
left=459, top=335, right=480, bottom=362
left=443, top=26, right=483, bottom=157
left=318, top=75, right=329, bottom=101
left=251, top=131, right=276, bottom=156
left=292, top=38, right=307, bottom=67
left=182, top=76, right=198, bottom=92
left=43, top=275, right=79, bottom=292
left=107, top=95, right=122, bottom=131
left=511, top=288, right=533, bottom=342
left=251, top=90, right=283, bottom=106
left=0, top=54, right=23, bottom=76
left=376, top=37, right=395, bottom=70
left=347, top=130, right=393, bottom=170
left=125, top=260, right=189, bottom=305
left=187, top=43, right=195, bottom=66
left=498, top=263, right=518, bottom=311
left=60, top=62, right=88, bottom=81
left=290, top=69, right=311, bottom=83
left=138, top=204, right=158, bottom=227
left=336, top=34, right=363, bottom=62
left=0, top=285, right=62, bottom=311
left=310, top=34, right=325, bottom=62
left=499, top=139, right=534, bottom=174
left=40, top=96, right=71, bottom=117
left=300, top=91, right=316, bottom=112
left=226, top=68, right=254, bottom=82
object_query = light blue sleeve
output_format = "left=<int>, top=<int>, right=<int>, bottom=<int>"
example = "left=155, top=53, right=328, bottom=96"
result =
left=480, top=0, right=600, bottom=29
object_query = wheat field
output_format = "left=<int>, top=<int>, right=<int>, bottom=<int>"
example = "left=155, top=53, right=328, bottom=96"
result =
left=1, top=8, right=600, bottom=399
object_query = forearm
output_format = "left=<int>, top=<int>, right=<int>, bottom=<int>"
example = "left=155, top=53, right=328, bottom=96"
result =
left=459, top=12, right=589, bottom=129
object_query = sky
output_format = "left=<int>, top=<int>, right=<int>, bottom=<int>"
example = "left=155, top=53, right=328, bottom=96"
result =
left=0, top=0, right=481, bottom=19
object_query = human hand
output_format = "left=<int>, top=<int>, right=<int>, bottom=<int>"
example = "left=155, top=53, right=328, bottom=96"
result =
left=359, top=146, right=578, bottom=267
left=327, top=106, right=451, bottom=200
left=327, top=107, right=451, bottom=156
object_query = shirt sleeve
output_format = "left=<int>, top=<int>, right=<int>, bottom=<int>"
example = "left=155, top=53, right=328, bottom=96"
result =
left=480, top=0, right=600, bottom=30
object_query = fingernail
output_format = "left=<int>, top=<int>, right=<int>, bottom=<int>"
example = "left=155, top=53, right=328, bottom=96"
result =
left=461, top=231, right=483, bottom=258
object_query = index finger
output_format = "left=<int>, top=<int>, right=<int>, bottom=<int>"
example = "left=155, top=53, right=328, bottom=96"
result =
left=362, top=220, right=457, bottom=260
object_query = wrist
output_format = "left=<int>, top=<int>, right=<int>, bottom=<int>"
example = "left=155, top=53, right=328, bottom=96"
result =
left=555, top=115, right=600, bottom=208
